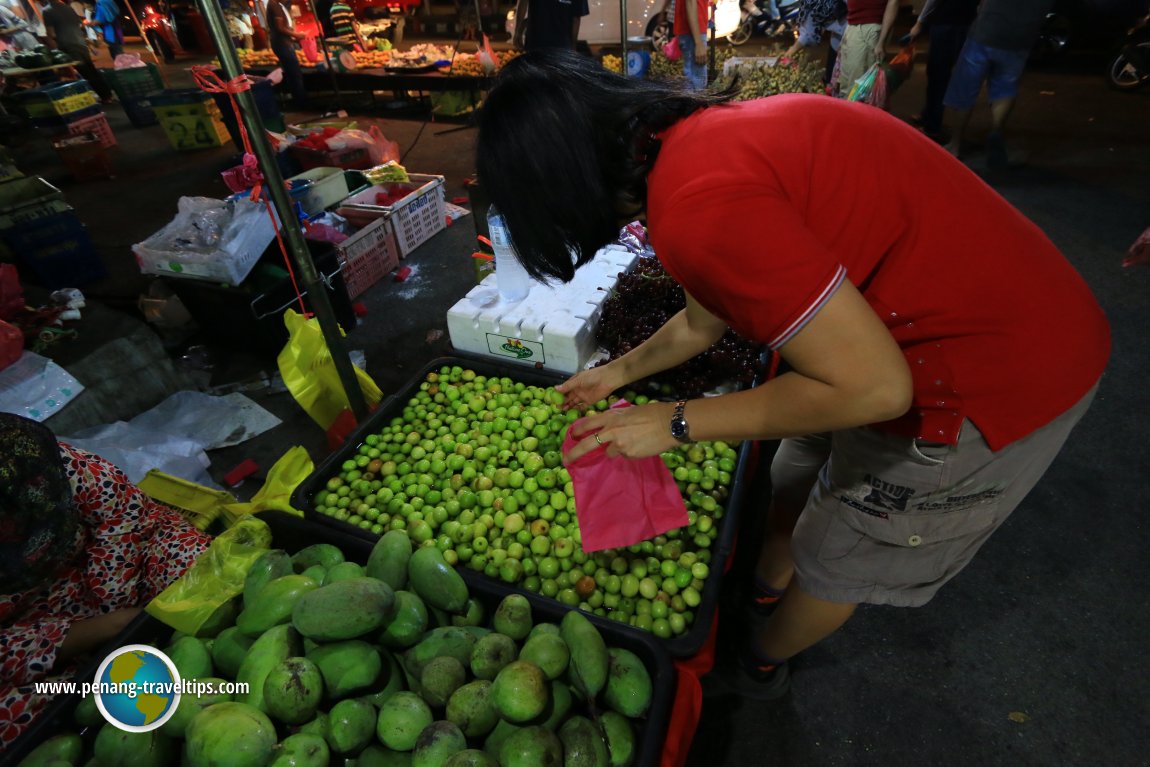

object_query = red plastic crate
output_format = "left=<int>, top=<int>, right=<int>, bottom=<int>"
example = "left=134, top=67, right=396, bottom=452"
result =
left=66, top=112, right=116, bottom=149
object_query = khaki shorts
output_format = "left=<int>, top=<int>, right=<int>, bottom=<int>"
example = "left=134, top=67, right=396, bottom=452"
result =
left=777, top=385, right=1098, bottom=607
left=837, top=23, right=882, bottom=97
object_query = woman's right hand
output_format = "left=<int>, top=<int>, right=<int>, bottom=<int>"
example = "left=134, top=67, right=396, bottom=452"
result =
left=555, top=366, right=619, bottom=410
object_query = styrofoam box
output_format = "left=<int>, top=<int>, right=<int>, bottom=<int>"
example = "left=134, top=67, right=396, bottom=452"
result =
left=446, top=245, right=639, bottom=374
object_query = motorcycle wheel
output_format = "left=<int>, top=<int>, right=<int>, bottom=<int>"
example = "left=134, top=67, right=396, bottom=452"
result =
left=147, top=29, right=175, bottom=63
left=645, top=13, right=672, bottom=53
left=727, top=16, right=753, bottom=46
left=1107, top=41, right=1150, bottom=91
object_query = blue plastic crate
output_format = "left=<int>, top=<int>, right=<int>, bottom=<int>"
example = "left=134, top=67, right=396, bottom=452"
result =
left=3, top=211, right=106, bottom=289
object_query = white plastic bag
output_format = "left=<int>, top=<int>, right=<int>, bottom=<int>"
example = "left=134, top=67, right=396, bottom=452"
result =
left=0, top=351, right=85, bottom=421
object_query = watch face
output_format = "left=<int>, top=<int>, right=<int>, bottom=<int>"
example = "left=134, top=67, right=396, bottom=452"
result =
left=671, top=418, right=688, bottom=439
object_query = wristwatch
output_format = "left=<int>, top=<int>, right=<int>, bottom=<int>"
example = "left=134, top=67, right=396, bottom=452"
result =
left=670, top=399, right=691, bottom=443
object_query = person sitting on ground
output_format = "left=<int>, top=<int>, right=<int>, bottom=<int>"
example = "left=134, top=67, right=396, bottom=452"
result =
left=0, top=413, right=212, bottom=747
left=834, top=0, right=898, bottom=97
left=41, top=0, right=114, bottom=102
left=942, top=0, right=1054, bottom=167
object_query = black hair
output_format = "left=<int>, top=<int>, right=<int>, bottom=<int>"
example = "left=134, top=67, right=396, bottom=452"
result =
left=476, top=48, right=734, bottom=283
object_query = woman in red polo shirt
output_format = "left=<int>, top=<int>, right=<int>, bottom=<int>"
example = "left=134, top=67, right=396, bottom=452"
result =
left=475, top=50, right=1109, bottom=698
left=836, top=0, right=899, bottom=95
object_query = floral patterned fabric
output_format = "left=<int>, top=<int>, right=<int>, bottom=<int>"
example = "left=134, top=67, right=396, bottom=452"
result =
left=0, top=443, right=211, bottom=747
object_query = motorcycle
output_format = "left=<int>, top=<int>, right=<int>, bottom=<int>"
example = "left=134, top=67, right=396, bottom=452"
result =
left=139, top=5, right=181, bottom=63
left=1107, top=12, right=1150, bottom=90
left=727, top=0, right=800, bottom=46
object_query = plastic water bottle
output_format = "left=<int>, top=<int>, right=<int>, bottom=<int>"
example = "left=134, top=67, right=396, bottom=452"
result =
left=487, top=205, right=532, bottom=303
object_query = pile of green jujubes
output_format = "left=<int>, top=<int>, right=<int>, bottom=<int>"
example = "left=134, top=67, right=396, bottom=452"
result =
left=313, top=366, right=741, bottom=641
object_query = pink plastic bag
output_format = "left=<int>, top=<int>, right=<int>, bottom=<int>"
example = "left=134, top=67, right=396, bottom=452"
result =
left=563, top=401, right=689, bottom=553
left=662, top=37, right=682, bottom=61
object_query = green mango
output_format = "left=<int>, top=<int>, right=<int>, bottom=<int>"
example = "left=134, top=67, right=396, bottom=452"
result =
left=243, top=549, right=293, bottom=608
left=558, top=715, right=610, bottom=767
left=13, top=733, right=82, bottom=766
left=328, top=697, right=377, bottom=756
left=263, top=657, right=324, bottom=725
left=375, top=692, right=433, bottom=752
left=356, top=744, right=414, bottom=767
left=419, top=656, right=466, bottom=709
left=268, top=733, right=330, bottom=767
left=292, top=577, right=395, bottom=642
left=518, top=632, right=569, bottom=681
left=602, top=647, right=652, bottom=718
left=560, top=610, right=608, bottom=702
left=449, top=597, right=486, bottom=628
left=74, top=694, right=102, bottom=728
left=443, top=750, right=499, bottom=767
left=481, top=718, right=522, bottom=760
left=195, top=596, right=240, bottom=639
left=411, top=720, right=467, bottom=767
left=407, top=546, right=468, bottom=614
left=236, top=574, right=320, bottom=637
left=93, top=724, right=174, bottom=767
left=210, top=626, right=255, bottom=679
left=300, top=564, right=327, bottom=584
left=535, top=679, right=573, bottom=732
left=490, top=661, right=548, bottom=724
left=184, top=702, right=277, bottom=767
left=236, top=624, right=303, bottom=713
left=366, top=529, right=413, bottom=590
left=491, top=594, right=532, bottom=641
left=498, top=725, right=562, bottom=767
left=165, top=636, right=213, bottom=679
left=297, top=711, right=330, bottom=741
left=367, top=648, right=405, bottom=709
left=402, top=627, right=485, bottom=682
left=159, top=676, right=232, bottom=738
left=379, top=591, right=429, bottom=651
left=307, top=640, right=382, bottom=700
left=291, top=543, right=345, bottom=572
left=323, top=561, right=365, bottom=585
left=444, top=680, right=498, bottom=738
left=596, top=710, right=636, bottom=767
left=468, top=633, right=517, bottom=681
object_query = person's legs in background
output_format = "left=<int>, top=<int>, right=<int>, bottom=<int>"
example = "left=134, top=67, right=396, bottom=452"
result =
left=942, top=37, right=990, bottom=157
left=921, top=23, right=968, bottom=140
left=64, top=46, right=114, bottom=101
left=271, top=38, right=309, bottom=108
left=836, top=22, right=880, bottom=97
left=678, top=32, right=708, bottom=91
left=982, top=46, right=1029, bottom=168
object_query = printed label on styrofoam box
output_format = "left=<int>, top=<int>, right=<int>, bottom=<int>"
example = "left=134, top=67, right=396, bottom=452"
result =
left=486, top=333, right=545, bottom=364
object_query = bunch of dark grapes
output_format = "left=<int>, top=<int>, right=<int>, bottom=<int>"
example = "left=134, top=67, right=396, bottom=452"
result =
left=596, top=256, right=766, bottom=398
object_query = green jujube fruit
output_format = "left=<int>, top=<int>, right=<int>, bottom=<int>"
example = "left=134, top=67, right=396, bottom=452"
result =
left=407, top=546, right=468, bottom=614
left=263, top=657, right=323, bottom=725
left=184, top=702, right=277, bottom=767
left=366, top=529, right=413, bottom=590
left=236, top=574, right=320, bottom=637
left=268, top=733, right=330, bottom=767
left=292, top=577, right=395, bottom=641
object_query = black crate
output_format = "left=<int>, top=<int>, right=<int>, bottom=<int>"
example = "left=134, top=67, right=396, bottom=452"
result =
left=121, top=96, right=159, bottom=128
left=2, top=210, right=107, bottom=289
left=167, top=243, right=356, bottom=358
left=290, top=355, right=753, bottom=657
left=4, top=510, right=674, bottom=767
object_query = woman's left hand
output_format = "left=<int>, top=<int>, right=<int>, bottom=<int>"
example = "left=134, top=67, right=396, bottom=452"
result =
left=564, top=401, right=679, bottom=464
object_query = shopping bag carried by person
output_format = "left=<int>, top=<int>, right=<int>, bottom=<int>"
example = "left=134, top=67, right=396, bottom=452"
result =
left=562, top=400, right=689, bottom=552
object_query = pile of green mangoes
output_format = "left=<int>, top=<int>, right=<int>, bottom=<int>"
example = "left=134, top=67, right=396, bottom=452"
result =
left=312, top=365, right=741, bottom=640
left=21, top=530, right=655, bottom=767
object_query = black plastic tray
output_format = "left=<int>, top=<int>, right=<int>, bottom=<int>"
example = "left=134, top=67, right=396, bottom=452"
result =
left=3, top=511, right=675, bottom=767
left=290, top=354, right=753, bottom=657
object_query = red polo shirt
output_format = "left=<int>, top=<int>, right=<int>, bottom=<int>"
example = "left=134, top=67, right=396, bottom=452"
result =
left=646, top=95, right=1109, bottom=450
left=848, top=0, right=888, bottom=25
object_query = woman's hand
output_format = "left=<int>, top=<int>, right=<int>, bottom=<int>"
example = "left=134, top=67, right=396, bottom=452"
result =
left=555, top=366, right=618, bottom=411
left=58, top=608, right=143, bottom=662
left=564, top=401, right=679, bottom=464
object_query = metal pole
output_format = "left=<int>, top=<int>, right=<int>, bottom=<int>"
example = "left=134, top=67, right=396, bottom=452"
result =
left=707, top=0, right=715, bottom=84
left=196, top=0, right=370, bottom=423
left=619, top=0, right=627, bottom=66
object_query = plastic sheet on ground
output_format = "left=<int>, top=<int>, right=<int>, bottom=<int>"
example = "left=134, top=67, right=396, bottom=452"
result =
left=0, top=351, right=85, bottom=421
left=59, top=391, right=282, bottom=486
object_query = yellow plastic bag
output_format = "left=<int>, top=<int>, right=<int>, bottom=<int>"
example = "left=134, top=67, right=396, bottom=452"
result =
left=220, top=445, right=314, bottom=526
left=138, top=469, right=238, bottom=531
left=145, top=515, right=272, bottom=636
left=278, top=308, right=383, bottom=429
